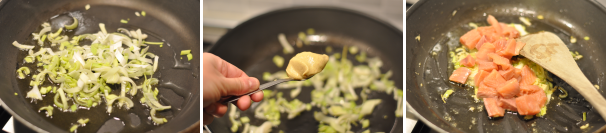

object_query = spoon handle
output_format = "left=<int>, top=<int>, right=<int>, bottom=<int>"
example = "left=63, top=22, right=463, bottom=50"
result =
left=218, top=78, right=292, bottom=104
left=519, top=32, right=606, bottom=119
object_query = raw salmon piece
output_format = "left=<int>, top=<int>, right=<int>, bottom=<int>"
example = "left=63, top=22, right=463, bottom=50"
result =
left=518, top=85, right=543, bottom=96
left=497, top=78, right=520, bottom=98
left=493, top=39, right=508, bottom=53
left=483, top=70, right=506, bottom=88
left=515, top=42, right=526, bottom=55
left=499, top=67, right=516, bottom=80
left=474, top=70, right=490, bottom=87
left=484, top=98, right=505, bottom=117
left=476, top=43, right=496, bottom=62
left=498, top=39, right=517, bottom=58
left=449, top=67, right=471, bottom=84
left=499, top=23, right=520, bottom=38
left=488, top=53, right=511, bottom=70
left=478, top=27, right=498, bottom=43
left=460, top=29, right=482, bottom=50
left=477, top=83, right=499, bottom=99
left=478, top=61, right=498, bottom=72
left=514, top=68, right=523, bottom=82
left=516, top=94, right=541, bottom=115
left=477, top=27, right=496, bottom=35
left=487, top=15, right=503, bottom=35
left=475, top=35, right=488, bottom=50
left=520, top=65, right=537, bottom=85
left=501, top=23, right=520, bottom=39
left=530, top=91, right=548, bottom=107
left=499, top=97, right=518, bottom=111
left=460, top=55, right=476, bottom=68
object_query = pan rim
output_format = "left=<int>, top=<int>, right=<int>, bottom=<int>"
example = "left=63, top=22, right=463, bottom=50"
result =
left=206, top=6, right=403, bottom=53
left=0, top=99, right=48, bottom=133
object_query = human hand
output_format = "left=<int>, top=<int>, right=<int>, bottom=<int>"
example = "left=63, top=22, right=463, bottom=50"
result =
left=203, top=53, right=264, bottom=125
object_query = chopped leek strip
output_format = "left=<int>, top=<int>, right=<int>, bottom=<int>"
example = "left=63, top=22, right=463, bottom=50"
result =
left=151, top=109, right=167, bottom=124
left=14, top=93, right=17, bottom=96
left=519, top=17, right=532, bottom=26
left=65, top=17, right=78, bottom=30
left=441, top=89, right=454, bottom=103
left=145, top=41, right=164, bottom=45
left=69, top=124, right=78, bottom=132
left=349, top=46, right=359, bottom=54
left=187, top=54, right=193, bottom=61
left=49, top=28, right=63, bottom=39
left=180, top=50, right=191, bottom=55
left=120, top=19, right=128, bottom=24
left=39, top=106, right=53, bottom=117
left=468, top=22, right=479, bottom=29
left=325, top=46, right=333, bottom=53
left=70, top=104, right=77, bottom=112
left=273, top=55, right=284, bottom=68
left=278, top=33, right=294, bottom=54
left=571, top=51, right=583, bottom=60
left=290, top=87, right=301, bottom=98
left=580, top=123, right=589, bottom=129
left=584, top=36, right=590, bottom=40
left=135, top=12, right=141, bottom=16
left=558, top=86, right=568, bottom=98
left=361, top=119, right=369, bottom=128
left=77, top=118, right=89, bottom=125
left=240, top=116, right=250, bottom=123
left=355, top=51, right=367, bottom=62
left=12, top=41, right=34, bottom=50
left=26, top=85, right=43, bottom=100
left=298, top=32, right=306, bottom=40
left=307, top=28, right=315, bottom=35
left=583, top=112, right=587, bottom=121
left=40, top=35, right=47, bottom=45
left=524, top=115, right=534, bottom=120
left=85, top=4, right=90, bottom=10
left=40, top=86, right=52, bottom=94
left=360, top=99, right=382, bottom=116
left=24, top=56, right=34, bottom=63
left=99, top=23, right=107, bottom=34
left=141, top=11, right=146, bottom=16
left=16, top=67, right=30, bottom=79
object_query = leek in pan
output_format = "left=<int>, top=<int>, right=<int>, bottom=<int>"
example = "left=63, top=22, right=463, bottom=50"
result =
left=228, top=29, right=403, bottom=133
left=14, top=17, right=178, bottom=132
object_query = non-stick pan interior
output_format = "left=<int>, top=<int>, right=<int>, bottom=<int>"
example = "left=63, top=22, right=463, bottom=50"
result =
left=407, top=0, right=606, bottom=132
left=0, top=0, right=199, bottom=132
left=208, top=7, right=403, bottom=133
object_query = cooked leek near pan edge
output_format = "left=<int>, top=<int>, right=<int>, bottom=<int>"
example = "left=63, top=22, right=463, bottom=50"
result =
left=14, top=21, right=173, bottom=129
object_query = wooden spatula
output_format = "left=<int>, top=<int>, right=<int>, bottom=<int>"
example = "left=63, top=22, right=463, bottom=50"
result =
left=517, top=32, right=606, bottom=120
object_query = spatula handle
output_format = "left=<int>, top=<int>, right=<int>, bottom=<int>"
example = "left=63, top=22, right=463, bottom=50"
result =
left=568, top=74, right=606, bottom=119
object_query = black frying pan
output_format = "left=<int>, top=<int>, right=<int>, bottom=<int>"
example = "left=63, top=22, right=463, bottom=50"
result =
left=407, top=0, right=606, bottom=132
left=207, top=7, right=403, bottom=133
left=0, top=0, right=200, bottom=132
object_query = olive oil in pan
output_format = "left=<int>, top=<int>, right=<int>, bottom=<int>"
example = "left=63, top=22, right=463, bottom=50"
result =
left=17, top=12, right=192, bottom=132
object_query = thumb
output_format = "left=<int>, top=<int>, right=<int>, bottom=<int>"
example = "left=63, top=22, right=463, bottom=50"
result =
left=220, top=77, right=260, bottom=96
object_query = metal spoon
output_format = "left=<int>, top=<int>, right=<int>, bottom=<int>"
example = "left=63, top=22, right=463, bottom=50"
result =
left=217, top=78, right=296, bottom=104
